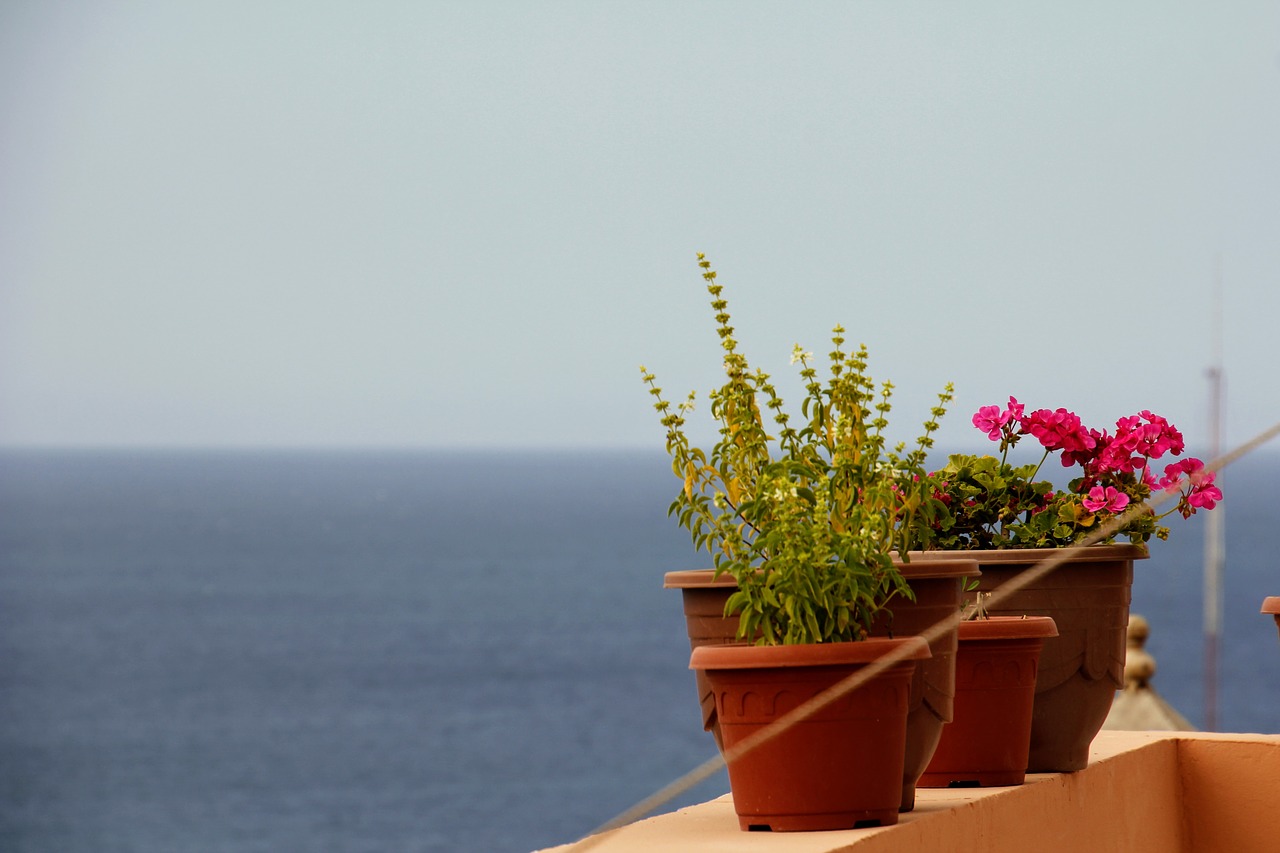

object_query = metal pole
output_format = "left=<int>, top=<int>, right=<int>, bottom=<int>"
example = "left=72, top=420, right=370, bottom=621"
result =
left=1203, top=255, right=1225, bottom=731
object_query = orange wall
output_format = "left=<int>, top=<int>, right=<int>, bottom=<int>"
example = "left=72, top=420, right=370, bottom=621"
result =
left=544, top=732, right=1280, bottom=853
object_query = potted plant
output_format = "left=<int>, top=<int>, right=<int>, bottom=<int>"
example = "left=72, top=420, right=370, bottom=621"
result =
left=913, top=398, right=1223, bottom=772
left=918, top=594, right=1058, bottom=789
left=642, top=254, right=949, bottom=830
left=665, top=556, right=978, bottom=813
left=1262, top=597, right=1280, bottom=641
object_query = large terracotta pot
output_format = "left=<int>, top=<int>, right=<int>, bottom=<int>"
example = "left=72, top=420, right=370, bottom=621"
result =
left=919, top=616, right=1058, bottom=788
left=665, top=558, right=980, bottom=812
left=690, top=637, right=930, bottom=831
left=1263, top=597, right=1280, bottom=641
left=913, top=545, right=1146, bottom=772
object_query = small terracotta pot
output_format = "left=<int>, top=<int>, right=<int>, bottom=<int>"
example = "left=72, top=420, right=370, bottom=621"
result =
left=919, top=616, right=1058, bottom=788
left=913, top=545, right=1146, bottom=773
left=665, top=557, right=980, bottom=812
left=691, top=637, right=930, bottom=832
left=1262, top=597, right=1280, bottom=641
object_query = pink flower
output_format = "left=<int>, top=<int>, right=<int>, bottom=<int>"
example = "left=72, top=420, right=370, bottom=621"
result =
left=1188, top=473, right=1222, bottom=511
left=1141, top=466, right=1161, bottom=489
left=1157, top=458, right=1204, bottom=491
left=973, top=397, right=1027, bottom=442
left=1110, top=411, right=1185, bottom=460
left=972, top=405, right=1007, bottom=441
left=1065, top=427, right=1107, bottom=469
left=1136, top=410, right=1185, bottom=458
left=1082, top=485, right=1129, bottom=513
left=1005, top=396, right=1025, bottom=422
left=1022, top=408, right=1096, bottom=463
left=1094, top=428, right=1143, bottom=474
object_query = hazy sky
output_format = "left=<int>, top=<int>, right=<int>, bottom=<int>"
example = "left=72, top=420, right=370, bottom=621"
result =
left=3, top=2, right=1278, bottom=452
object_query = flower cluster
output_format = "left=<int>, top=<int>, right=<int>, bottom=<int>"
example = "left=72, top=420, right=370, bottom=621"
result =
left=924, top=397, right=1222, bottom=549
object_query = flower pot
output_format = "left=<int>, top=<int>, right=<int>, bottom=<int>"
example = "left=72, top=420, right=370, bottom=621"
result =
left=690, top=637, right=930, bottom=831
left=918, top=616, right=1058, bottom=788
left=666, top=557, right=980, bottom=812
left=914, top=544, right=1146, bottom=772
left=1263, top=597, right=1280, bottom=641
left=868, top=559, right=981, bottom=811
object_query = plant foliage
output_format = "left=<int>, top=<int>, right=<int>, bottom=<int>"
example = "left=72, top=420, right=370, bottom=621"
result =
left=641, top=255, right=953, bottom=645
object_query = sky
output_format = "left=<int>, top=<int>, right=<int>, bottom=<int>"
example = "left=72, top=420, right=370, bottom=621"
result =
left=2, top=1, right=1278, bottom=453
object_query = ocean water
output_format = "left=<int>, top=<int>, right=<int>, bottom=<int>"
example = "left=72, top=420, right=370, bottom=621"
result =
left=1, top=449, right=1277, bottom=852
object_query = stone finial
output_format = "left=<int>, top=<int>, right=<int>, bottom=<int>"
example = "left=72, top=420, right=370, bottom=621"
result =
left=1123, top=615, right=1156, bottom=688
left=1103, top=614, right=1196, bottom=732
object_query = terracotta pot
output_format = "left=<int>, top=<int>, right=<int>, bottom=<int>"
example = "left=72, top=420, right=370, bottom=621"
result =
left=690, top=637, right=930, bottom=831
left=1262, top=597, right=1280, bottom=640
left=665, top=558, right=980, bottom=812
left=913, top=545, right=1146, bottom=772
left=868, top=559, right=980, bottom=811
left=919, top=616, right=1058, bottom=788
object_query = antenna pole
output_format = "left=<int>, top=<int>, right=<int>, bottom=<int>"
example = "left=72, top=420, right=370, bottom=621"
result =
left=1203, top=254, right=1225, bottom=731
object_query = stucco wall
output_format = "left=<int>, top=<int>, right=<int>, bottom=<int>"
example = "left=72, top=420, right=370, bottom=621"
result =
left=544, top=732, right=1280, bottom=853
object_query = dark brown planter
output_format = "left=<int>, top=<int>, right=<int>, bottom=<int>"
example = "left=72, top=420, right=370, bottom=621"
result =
left=690, top=637, right=930, bottom=831
left=918, top=616, right=1058, bottom=788
left=1262, top=597, right=1280, bottom=640
left=913, top=544, right=1146, bottom=773
left=665, top=558, right=980, bottom=812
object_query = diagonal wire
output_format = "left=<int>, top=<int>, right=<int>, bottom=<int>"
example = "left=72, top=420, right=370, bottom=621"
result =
left=561, top=420, right=1280, bottom=852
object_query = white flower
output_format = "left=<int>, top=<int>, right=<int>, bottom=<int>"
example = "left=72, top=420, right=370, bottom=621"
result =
left=789, top=344, right=813, bottom=365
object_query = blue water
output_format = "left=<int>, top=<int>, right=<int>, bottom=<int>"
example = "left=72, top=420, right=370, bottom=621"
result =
left=1, top=449, right=1277, bottom=852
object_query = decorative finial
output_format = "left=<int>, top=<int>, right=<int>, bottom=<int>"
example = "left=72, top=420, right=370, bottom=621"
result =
left=1123, top=615, right=1155, bottom=688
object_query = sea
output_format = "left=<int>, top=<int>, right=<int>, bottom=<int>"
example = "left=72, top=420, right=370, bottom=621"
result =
left=1, top=448, right=1277, bottom=853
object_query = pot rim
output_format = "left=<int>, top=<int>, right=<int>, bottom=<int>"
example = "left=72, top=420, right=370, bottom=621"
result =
left=664, top=558, right=981, bottom=590
left=908, top=543, right=1148, bottom=565
left=956, top=615, right=1059, bottom=641
left=689, top=635, right=930, bottom=671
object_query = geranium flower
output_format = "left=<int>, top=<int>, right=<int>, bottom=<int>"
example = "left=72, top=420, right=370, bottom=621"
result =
left=1094, top=428, right=1144, bottom=474
left=944, top=396, right=1220, bottom=547
left=1023, top=408, right=1096, bottom=463
left=1188, top=475, right=1222, bottom=510
left=1158, top=458, right=1204, bottom=491
left=972, top=405, right=1008, bottom=441
left=1082, top=485, right=1129, bottom=513
left=1136, top=410, right=1185, bottom=457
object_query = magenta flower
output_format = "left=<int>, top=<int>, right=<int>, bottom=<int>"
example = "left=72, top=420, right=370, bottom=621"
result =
left=1095, top=428, right=1144, bottom=474
left=941, top=397, right=1219, bottom=546
left=1109, top=411, right=1185, bottom=462
left=972, top=405, right=1007, bottom=441
left=1005, top=396, right=1025, bottom=422
left=1082, top=485, right=1129, bottom=513
left=1188, top=472, right=1222, bottom=510
left=972, top=397, right=1027, bottom=443
left=1141, top=466, right=1162, bottom=489
left=1136, top=410, right=1185, bottom=457
left=1064, top=427, right=1107, bottom=468
left=1023, top=407, right=1096, bottom=462
left=1158, top=458, right=1205, bottom=491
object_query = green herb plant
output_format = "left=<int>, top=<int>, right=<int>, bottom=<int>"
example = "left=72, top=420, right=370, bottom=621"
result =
left=641, top=255, right=953, bottom=646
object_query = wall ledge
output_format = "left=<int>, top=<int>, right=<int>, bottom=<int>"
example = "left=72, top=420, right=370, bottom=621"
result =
left=543, top=731, right=1280, bottom=853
